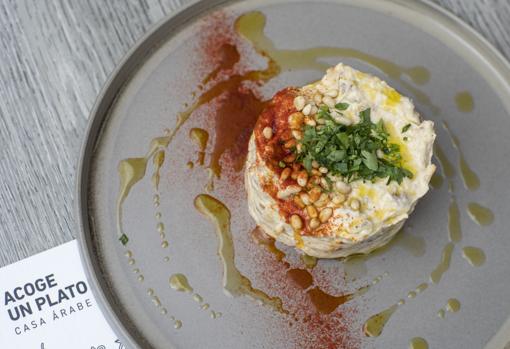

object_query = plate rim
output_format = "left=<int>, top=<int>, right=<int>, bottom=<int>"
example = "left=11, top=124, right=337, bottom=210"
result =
left=75, top=1, right=510, bottom=348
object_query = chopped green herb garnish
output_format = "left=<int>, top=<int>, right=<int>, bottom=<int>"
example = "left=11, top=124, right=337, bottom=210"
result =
left=119, top=234, right=129, bottom=246
left=335, top=102, right=350, bottom=111
left=402, top=124, right=411, bottom=133
left=295, top=108, right=412, bottom=184
left=278, top=161, right=286, bottom=168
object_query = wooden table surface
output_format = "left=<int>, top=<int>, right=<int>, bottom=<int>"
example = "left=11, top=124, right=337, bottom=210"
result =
left=0, top=0, right=509, bottom=268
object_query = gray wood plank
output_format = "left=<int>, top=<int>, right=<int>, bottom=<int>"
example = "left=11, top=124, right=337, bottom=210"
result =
left=0, top=0, right=508, bottom=268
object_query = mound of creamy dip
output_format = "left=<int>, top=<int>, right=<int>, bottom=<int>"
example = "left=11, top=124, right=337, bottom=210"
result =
left=245, top=63, right=435, bottom=258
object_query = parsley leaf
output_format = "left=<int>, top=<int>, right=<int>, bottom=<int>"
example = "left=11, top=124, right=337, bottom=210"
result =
left=402, top=124, right=411, bottom=133
left=119, top=234, right=129, bottom=246
left=294, top=107, right=412, bottom=184
left=335, top=102, right=350, bottom=111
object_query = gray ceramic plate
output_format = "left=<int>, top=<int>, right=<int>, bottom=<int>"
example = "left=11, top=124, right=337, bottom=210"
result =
left=77, top=0, right=510, bottom=348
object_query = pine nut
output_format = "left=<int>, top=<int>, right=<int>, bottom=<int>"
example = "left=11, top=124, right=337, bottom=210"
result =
left=325, top=89, right=338, bottom=98
left=309, top=187, right=322, bottom=202
left=262, top=127, right=273, bottom=139
left=300, top=193, right=312, bottom=206
left=309, top=218, right=320, bottom=229
left=314, top=193, right=329, bottom=208
left=319, top=208, right=333, bottom=223
left=335, top=181, right=352, bottom=194
left=314, top=94, right=323, bottom=105
left=284, top=154, right=296, bottom=163
left=312, top=160, right=319, bottom=169
left=323, top=96, right=335, bottom=108
left=310, top=105, right=318, bottom=115
left=311, top=169, right=322, bottom=177
left=332, top=193, right=346, bottom=205
left=304, top=118, right=317, bottom=127
left=350, top=198, right=361, bottom=211
left=302, top=104, right=312, bottom=116
left=319, top=166, right=328, bottom=174
left=277, top=185, right=302, bottom=199
left=297, top=171, right=309, bottom=187
left=294, top=96, right=306, bottom=111
left=290, top=215, right=303, bottom=230
left=306, top=205, right=318, bottom=218
left=320, top=177, right=330, bottom=190
left=292, top=130, right=303, bottom=140
left=280, top=168, right=291, bottom=181
left=288, top=112, right=304, bottom=129
left=284, top=139, right=297, bottom=149
left=293, top=195, right=306, bottom=208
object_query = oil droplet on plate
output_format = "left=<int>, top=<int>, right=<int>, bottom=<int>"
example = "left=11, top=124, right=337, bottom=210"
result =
left=251, top=227, right=287, bottom=262
left=415, top=283, right=428, bottom=293
left=301, top=254, right=318, bottom=269
left=308, top=286, right=369, bottom=315
left=467, top=203, right=494, bottom=226
left=160, top=308, right=168, bottom=315
left=147, top=288, right=154, bottom=296
left=442, top=121, right=480, bottom=191
left=201, top=303, right=210, bottom=310
left=189, top=128, right=209, bottom=165
left=128, top=258, right=135, bottom=266
left=161, top=241, right=169, bottom=248
left=430, top=172, right=444, bottom=189
left=437, top=309, right=445, bottom=318
left=137, top=275, right=144, bottom=282
left=434, top=144, right=455, bottom=178
left=363, top=304, right=399, bottom=337
left=446, top=298, right=461, bottom=313
left=286, top=268, right=313, bottom=289
left=174, top=320, right=182, bottom=329
left=462, top=246, right=486, bottom=267
left=430, top=243, right=454, bottom=284
left=448, top=201, right=462, bottom=243
left=193, top=294, right=203, bottom=303
left=125, top=250, right=133, bottom=258
left=409, top=337, right=429, bottom=349
left=157, top=223, right=165, bottom=233
left=169, top=274, right=194, bottom=293
left=455, top=91, right=474, bottom=112
left=152, top=296, right=162, bottom=307
left=163, top=256, right=170, bottom=262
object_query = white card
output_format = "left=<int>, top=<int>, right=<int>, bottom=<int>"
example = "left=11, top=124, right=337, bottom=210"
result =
left=0, top=240, right=125, bottom=349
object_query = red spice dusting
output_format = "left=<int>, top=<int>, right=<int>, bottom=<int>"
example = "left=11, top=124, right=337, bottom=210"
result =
left=185, top=10, right=362, bottom=349
left=253, top=88, right=299, bottom=175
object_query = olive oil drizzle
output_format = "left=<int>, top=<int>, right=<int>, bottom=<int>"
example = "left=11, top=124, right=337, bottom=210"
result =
left=467, top=202, right=494, bottom=226
left=194, top=194, right=287, bottom=314
left=169, top=273, right=222, bottom=319
left=252, top=227, right=372, bottom=314
left=455, top=91, right=474, bottom=113
left=235, top=11, right=439, bottom=113
left=437, top=298, right=461, bottom=319
left=409, top=337, right=429, bottom=349
left=442, top=121, right=480, bottom=191
left=189, top=128, right=209, bottom=166
left=462, top=246, right=486, bottom=267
